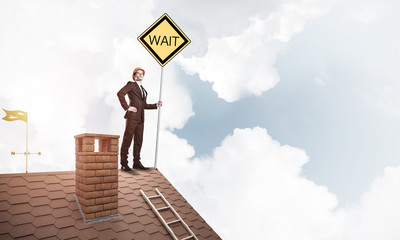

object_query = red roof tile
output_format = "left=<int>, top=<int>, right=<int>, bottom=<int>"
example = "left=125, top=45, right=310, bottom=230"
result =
left=51, top=207, right=71, bottom=218
left=0, top=211, right=12, bottom=223
left=0, top=201, right=10, bottom=212
left=114, top=229, right=136, bottom=239
left=67, top=201, right=79, bottom=211
left=32, top=214, right=56, bottom=227
left=9, top=223, right=36, bottom=238
left=8, top=194, right=31, bottom=205
left=27, top=181, right=46, bottom=190
left=7, top=177, right=28, bottom=187
left=0, top=184, right=7, bottom=192
left=74, top=218, right=91, bottom=231
left=30, top=196, right=51, bottom=207
left=33, top=225, right=59, bottom=239
left=47, top=190, right=67, bottom=200
left=28, top=188, right=48, bottom=198
left=43, top=175, right=60, bottom=184
left=0, top=222, right=12, bottom=235
left=0, top=177, right=11, bottom=184
left=31, top=205, right=52, bottom=217
left=110, top=219, right=129, bottom=232
left=8, top=186, right=29, bottom=195
left=0, top=192, right=9, bottom=201
left=96, top=228, right=115, bottom=240
left=58, top=226, right=80, bottom=239
left=0, top=169, right=221, bottom=239
left=49, top=198, right=69, bottom=209
left=78, top=227, right=98, bottom=239
left=92, top=220, right=112, bottom=231
left=23, top=175, right=46, bottom=182
left=9, top=213, right=34, bottom=226
left=8, top=203, right=33, bottom=215
left=151, top=230, right=173, bottom=240
left=62, top=185, right=75, bottom=194
left=54, top=216, right=76, bottom=228
left=45, top=183, right=64, bottom=192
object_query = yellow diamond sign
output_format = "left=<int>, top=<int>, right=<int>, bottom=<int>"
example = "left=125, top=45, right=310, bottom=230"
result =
left=138, top=13, right=191, bottom=67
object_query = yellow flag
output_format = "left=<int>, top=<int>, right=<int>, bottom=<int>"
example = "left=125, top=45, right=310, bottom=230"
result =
left=2, top=109, right=27, bottom=122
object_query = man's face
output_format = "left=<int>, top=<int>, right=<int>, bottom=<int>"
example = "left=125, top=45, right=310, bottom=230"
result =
left=135, top=70, right=144, bottom=81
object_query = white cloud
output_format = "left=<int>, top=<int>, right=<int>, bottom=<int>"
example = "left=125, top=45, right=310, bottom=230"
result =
left=352, top=4, right=387, bottom=24
left=163, top=127, right=344, bottom=239
left=178, top=0, right=331, bottom=102
left=269, top=0, right=331, bottom=42
left=0, top=0, right=195, bottom=173
left=162, top=126, right=400, bottom=240
left=343, top=166, right=400, bottom=240
left=177, top=18, right=281, bottom=102
left=346, top=1, right=400, bottom=120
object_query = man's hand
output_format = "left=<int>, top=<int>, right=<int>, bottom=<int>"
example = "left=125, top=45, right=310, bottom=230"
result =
left=157, top=101, right=163, bottom=107
left=128, top=106, right=137, bottom=112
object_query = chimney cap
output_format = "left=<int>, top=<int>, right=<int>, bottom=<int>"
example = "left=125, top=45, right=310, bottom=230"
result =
left=74, top=133, right=120, bottom=139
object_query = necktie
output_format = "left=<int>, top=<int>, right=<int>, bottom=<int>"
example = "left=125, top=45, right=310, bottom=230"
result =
left=140, top=85, right=145, bottom=98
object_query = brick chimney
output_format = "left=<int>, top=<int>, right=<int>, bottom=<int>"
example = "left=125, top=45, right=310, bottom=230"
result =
left=74, top=133, right=119, bottom=221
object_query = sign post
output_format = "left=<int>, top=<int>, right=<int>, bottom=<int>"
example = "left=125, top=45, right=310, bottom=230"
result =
left=138, top=13, right=190, bottom=168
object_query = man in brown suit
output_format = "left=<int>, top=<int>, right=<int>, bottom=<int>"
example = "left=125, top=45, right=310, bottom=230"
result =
left=117, top=67, right=162, bottom=171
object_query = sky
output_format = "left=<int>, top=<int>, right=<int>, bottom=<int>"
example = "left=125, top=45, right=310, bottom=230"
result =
left=1, top=0, right=400, bottom=239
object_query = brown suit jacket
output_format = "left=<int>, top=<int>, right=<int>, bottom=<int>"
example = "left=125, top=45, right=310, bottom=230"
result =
left=117, top=81, right=157, bottom=123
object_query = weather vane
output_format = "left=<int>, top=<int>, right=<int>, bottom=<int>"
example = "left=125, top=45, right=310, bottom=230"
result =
left=2, top=109, right=41, bottom=173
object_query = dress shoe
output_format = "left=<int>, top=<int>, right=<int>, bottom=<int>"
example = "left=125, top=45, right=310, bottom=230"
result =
left=121, top=165, right=132, bottom=171
left=133, top=162, right=149, bottom=170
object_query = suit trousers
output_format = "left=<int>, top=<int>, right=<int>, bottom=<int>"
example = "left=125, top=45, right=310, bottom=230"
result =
left=120, top=118, right=144, bottom=166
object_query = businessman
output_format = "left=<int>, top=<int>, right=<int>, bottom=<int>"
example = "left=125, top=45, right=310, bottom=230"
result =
left=117, top=67, right=162, bottom=171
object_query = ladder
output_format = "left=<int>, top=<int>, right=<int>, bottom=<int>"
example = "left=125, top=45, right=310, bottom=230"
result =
left=140, top=188, right=198, bottom=240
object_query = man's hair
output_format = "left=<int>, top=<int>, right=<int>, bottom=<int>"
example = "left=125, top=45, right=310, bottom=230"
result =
left=132, top=67, right=145, bottom=80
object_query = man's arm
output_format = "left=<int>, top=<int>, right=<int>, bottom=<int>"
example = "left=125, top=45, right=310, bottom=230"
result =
left=117, top=83, right=131, bottom=111
left=144, top=101, right=162, bottom=109
left=144, top=102, right=157, bottom=110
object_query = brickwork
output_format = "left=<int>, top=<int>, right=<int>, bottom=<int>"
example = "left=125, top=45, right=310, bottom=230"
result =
left=74, top=133, right=119, bottom=220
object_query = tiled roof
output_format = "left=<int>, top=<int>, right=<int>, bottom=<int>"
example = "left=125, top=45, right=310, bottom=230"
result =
left=0, top=169, right=221, bottom=240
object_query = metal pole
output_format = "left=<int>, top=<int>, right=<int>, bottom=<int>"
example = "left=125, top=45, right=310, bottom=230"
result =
left=154, top=66, right=164, bottom=169
left=26, top=113, right=28, bottom=173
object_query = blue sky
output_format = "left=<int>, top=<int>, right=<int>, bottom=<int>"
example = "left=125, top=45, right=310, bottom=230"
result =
left=1, top=0, right=400, bottom=239
left=174, top=0, right=400, bottom=206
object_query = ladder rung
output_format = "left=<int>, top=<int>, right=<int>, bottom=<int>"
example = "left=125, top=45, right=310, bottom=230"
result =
left=157, top=206, right=170, bottom=211
left=167, top=219, right=181, bottom=225
left=148, top=195, right=161, bottom=199
left=141, top=188, right=198, bottom=240
left=181, top=235, right=195, bottom=240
